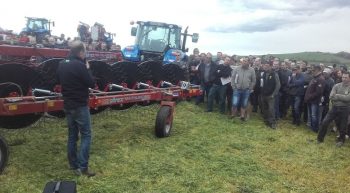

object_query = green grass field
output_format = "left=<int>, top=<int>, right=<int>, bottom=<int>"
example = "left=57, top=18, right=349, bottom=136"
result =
left=270, top=52, right=350, bottom=66
left=1, top=102, right=350, bottom=193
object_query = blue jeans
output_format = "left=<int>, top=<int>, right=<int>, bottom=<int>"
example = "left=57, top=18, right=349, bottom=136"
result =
left=64, top=106, right=92, bottom=170
left=207, top=84, right=227, bottom=113
left=307, top=103, right=320, bottom=132
left=291, top=96, right=302, bottom=124
left=232, top=89, right=250, bottom=109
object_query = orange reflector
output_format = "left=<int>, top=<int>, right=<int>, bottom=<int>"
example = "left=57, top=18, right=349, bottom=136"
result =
left=47, top=101, right=54, bottom=107
left=8, top=105, right=17, bottom=111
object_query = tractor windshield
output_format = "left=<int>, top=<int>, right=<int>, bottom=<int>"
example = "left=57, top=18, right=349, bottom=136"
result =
left=28, top=19, right=49, bottom=31
left=136, top=24, right=181, bottom=52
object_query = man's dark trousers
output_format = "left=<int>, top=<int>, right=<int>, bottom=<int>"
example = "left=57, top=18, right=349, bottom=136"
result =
left=318, top=106, right=350, bottom=143
left=262, top=95, right=276, bottom=126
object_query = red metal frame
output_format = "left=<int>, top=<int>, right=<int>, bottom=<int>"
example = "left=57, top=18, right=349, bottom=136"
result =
left=160, top=101, right=176, bottom=126
left=0, top=87, right=201, bottom=116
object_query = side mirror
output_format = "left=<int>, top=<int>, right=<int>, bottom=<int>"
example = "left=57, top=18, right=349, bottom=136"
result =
left=185, top=48, right=189, bottom=52
left=192, top=33, right=199, bottom=43
left=131, top=27, right=137, bottom=36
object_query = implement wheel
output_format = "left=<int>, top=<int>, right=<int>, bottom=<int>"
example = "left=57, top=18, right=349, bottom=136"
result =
left=0, top=135, right=9, bottom=174
left=155, top=106, right=173, bottom=138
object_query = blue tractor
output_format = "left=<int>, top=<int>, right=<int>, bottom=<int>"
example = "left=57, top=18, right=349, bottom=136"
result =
left=21, top=17, right=54, bottom=44
left=122, top=21, right=199, bottom=85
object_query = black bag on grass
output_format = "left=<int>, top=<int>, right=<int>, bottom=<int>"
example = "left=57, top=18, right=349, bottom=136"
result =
left=42, top=181, right=77, bottom=193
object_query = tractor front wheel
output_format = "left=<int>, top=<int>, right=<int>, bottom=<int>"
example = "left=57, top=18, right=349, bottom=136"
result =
left=155, top=106, right=173, bottom=138
left=0, top=135, right=9, bottom=174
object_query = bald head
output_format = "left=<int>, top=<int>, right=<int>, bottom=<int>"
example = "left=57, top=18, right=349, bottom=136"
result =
left=69, top=40, right=86, bottom=59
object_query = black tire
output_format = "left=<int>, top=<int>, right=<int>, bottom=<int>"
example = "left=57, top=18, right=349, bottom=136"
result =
left=37, top=59, right=65, bottom=118
left=0, top=113, right=43, bottom=129
left=155, top=106, right=173, bottom=138
left=0, top=135, right=9, bottom=174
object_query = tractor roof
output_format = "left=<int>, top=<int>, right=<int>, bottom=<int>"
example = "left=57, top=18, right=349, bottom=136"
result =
left=25, top=17, right=49, bottom=22
left=136, top=21, right=182, bottom=29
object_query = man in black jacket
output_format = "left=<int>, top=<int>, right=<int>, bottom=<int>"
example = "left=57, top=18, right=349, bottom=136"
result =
left=196, top=54, right=215, bottom=105
left=278, top=62, right=292, bottom=118
left=304, top=64, right=325, bottom=133
left=288, top=65, right=305, bottom=125
left=260, top=61, right=281, bottom=129
left=321, top=67, right=335, bottom=120
left=57, top=41, right=96, bottom=177
left=251, top=58, right=263, bottom=113
left=207, top=56, right=232, bottom=113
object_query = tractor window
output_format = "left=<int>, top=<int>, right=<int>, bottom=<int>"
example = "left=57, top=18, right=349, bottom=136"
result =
left=136, top=25, right=181, bottom=52
left=28, top=19, right=49, bottom=31
left=169, top=28, right=181, bottom=49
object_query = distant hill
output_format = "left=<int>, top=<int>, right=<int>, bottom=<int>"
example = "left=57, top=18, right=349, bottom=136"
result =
left=269, top=52, right=350, bottom=66
left=335, top=51, right=350, bottom=60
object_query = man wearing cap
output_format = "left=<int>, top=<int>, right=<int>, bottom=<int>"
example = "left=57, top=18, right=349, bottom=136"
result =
left=318, top=71, right=350, bottom=147
left=304, top=64, right=326, bottom=133
left=288, top=65, right=305, bottom=125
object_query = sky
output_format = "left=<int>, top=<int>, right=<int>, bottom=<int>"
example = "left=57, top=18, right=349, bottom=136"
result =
left=0, top=0, right=349, bottom=55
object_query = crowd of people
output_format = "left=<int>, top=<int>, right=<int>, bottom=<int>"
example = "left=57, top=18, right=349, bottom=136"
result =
left=15, top=32, right=122, bottom=52
left=0, top=27, right=121, bottom=52
left=188, top=49, right=350, bottom=147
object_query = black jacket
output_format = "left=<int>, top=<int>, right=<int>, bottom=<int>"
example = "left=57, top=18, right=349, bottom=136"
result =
left=212, top=65, right=232, bottom=85
left=254, top=68, right=264, bottom=94
left=57, top=56, right=95, bottom=109
left=288, top=73, right=305, bottom=96
left=304, top=73, right=325, bottom=104
left=278, top=69, right=292, bottom=93
left=198, top=61, right=217, bottom=85
left=261, top=71, right=280, bottom=96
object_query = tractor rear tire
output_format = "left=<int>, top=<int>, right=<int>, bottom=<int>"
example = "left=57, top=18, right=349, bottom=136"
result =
left=0, top=135, right=9, bottom=174
left=155, top=106, right=172, bottom=138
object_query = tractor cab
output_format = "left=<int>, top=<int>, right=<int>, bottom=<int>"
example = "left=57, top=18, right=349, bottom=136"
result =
left=135, top=21, right=182, bottom=53
left=123, top=21, right=199, bottom=63
left=21, top=17, right=54, bottom=43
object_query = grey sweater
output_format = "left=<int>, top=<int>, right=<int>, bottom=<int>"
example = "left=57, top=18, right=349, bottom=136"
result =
left=231, top=66, right=256, bottom=90
left=330, top=82, right=350, bottom=107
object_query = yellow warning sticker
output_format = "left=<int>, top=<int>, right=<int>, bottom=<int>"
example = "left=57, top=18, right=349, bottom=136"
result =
left=8, top=105, right=17, bottom=111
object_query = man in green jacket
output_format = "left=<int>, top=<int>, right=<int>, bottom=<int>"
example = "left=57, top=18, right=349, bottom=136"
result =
left=317, top=71, right=350, bottom=147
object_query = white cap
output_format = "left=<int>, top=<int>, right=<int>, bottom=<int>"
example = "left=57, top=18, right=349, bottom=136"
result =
left=323, top=67, right=332, bottom=74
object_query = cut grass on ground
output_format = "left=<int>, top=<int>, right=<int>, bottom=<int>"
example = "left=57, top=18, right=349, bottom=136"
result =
left=0, top=102, right=350, bottom=193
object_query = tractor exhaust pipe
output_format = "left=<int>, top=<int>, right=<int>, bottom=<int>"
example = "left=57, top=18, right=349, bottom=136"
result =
left=32, top=88, right=60, bottom=96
